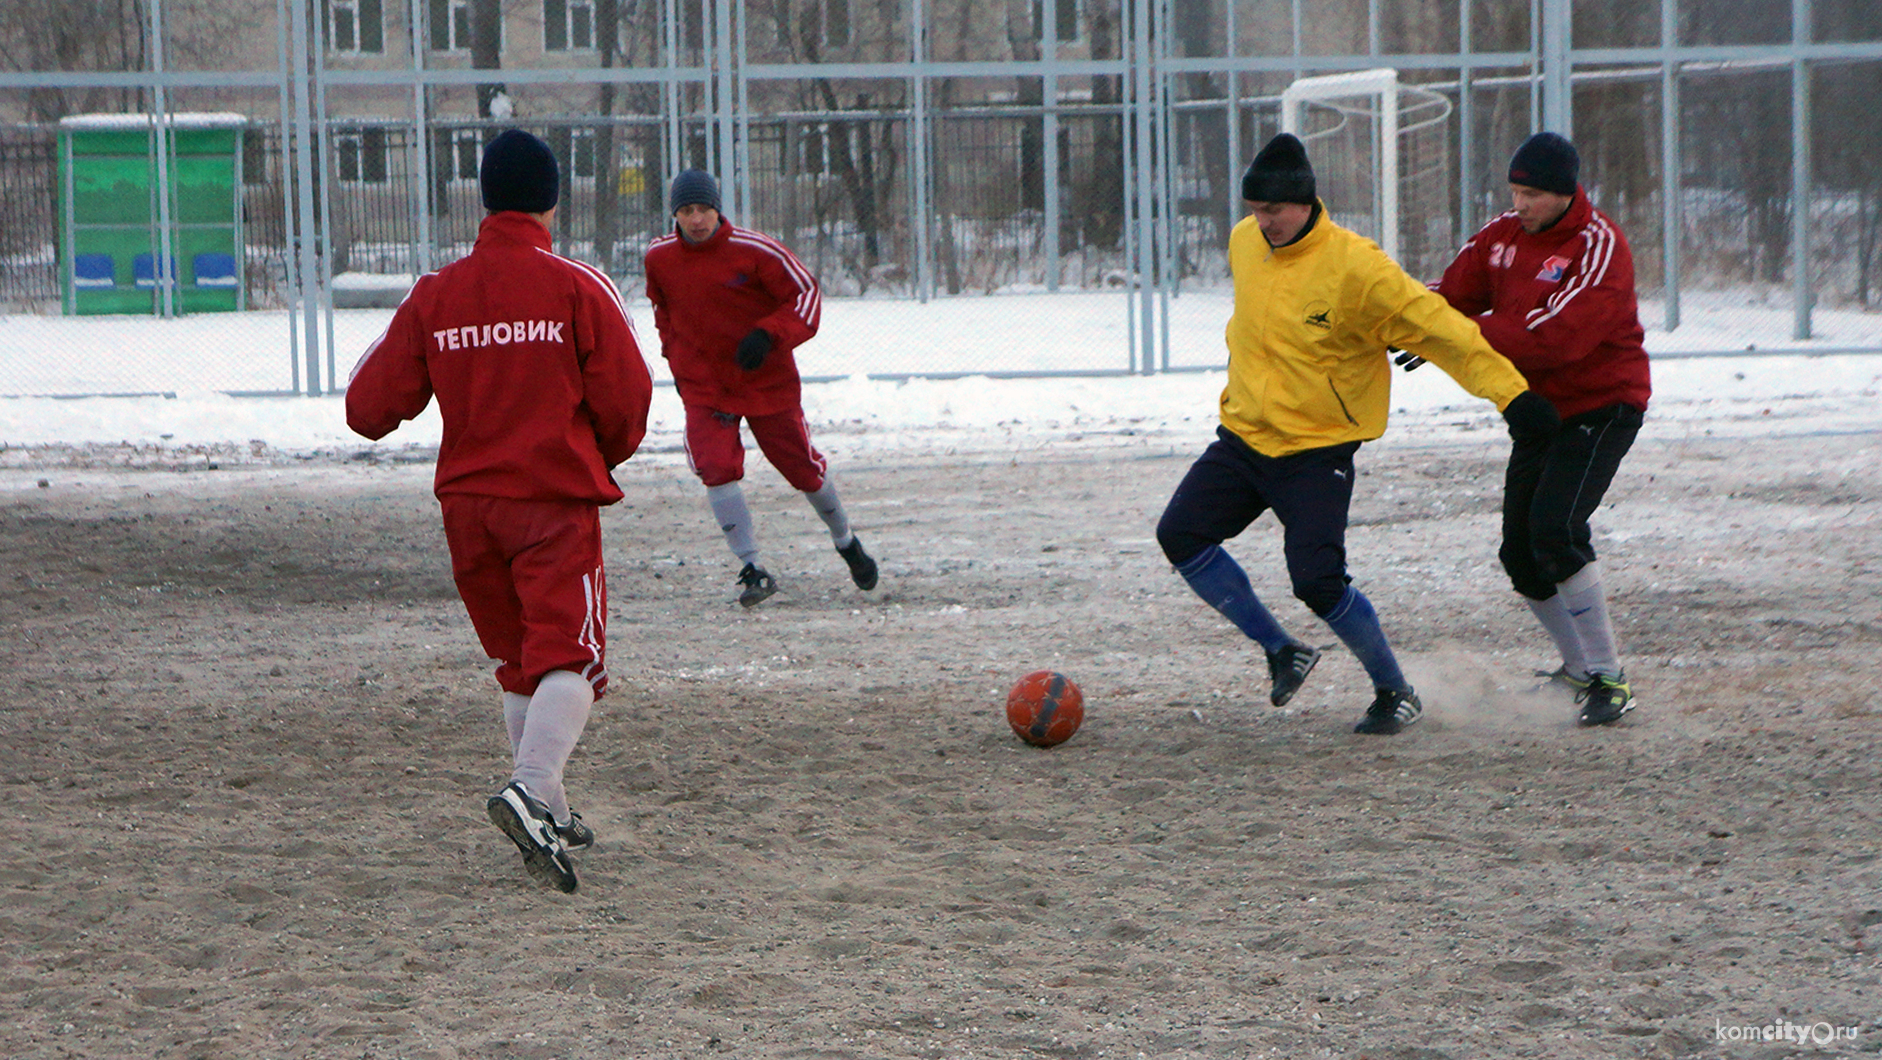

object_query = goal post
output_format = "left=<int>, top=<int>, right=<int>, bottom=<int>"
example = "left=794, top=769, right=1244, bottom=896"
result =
left=1280, top=68, right=1453, bottom=276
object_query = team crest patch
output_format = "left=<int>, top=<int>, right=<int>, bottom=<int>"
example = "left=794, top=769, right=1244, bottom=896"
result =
left=1303, top=301, right=1333, bottom=331
left=1536, top=256, right=1571, bottom=282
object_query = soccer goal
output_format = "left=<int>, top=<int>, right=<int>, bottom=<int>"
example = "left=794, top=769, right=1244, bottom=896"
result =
left=1280, top=68, right=1454, bottom=277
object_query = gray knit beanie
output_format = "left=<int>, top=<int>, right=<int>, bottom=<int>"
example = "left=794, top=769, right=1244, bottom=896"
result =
left=669, top=169, right=722, bottom=215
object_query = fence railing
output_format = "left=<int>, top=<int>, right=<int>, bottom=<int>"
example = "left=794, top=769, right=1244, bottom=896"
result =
left=2, top=0, right=1880, bottom=398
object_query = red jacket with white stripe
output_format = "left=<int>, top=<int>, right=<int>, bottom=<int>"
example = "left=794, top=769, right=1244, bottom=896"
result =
left=1433, top=189, right=1650, bottom=418
left=643, top=219, right=821, bottom=416
left=346, top=212, right=654, bottom=503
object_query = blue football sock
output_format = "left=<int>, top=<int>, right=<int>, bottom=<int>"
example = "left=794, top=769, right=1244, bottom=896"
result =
left=1175, top=545, right=1293, bottom=654
left=1320, top=586, right=1410, bottom=692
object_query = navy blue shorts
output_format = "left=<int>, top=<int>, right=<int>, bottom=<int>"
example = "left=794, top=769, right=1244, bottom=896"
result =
left=1156, top=427, right=1359, bottom=616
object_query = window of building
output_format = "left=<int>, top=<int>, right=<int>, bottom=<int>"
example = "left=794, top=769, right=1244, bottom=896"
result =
left=451, top=129, right=482, bottom=180
left=569, top=128, right=597, bottom=179
left=429, top=0, right=478, bottom=52
left=822, top=0, right=850, bottom=48
left=336, top=128, right=390, bottom=183
left=329, top=0, right=384, bottom=53
left=545, top=0, right=595, bottom=50
left=1031, top=0, right=1080, bottom=42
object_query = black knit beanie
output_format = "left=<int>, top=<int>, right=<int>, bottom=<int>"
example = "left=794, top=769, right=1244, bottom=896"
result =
left=479, top=129, right=559, bottom=213
left=1508, top=132, right=1579, bottom=195
left=669, top=169, right=723, bottom=215
left=1241, top=133, right=1317, bottom=205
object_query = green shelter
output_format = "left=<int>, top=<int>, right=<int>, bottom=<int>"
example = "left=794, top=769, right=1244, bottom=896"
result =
left=59, top=113, right=246, bottom=316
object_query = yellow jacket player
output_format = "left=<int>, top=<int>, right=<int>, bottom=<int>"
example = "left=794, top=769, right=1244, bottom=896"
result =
left=1156, top=133, right=1558, bottom=735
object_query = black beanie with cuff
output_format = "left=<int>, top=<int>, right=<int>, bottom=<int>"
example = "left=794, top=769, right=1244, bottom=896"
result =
left=1508, top=132, right=1579, bottom=195
left=479, top=129, right=560, bottom=214
left=1241, top=133, right=1317, bottom=205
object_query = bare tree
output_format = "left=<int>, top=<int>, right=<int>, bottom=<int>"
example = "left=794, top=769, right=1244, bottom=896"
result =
left=1080, top=0, right=1123, bottom=251
left=1816, top=0, right=1882, bottom=304
left=0, top=0, right=147, bottom=121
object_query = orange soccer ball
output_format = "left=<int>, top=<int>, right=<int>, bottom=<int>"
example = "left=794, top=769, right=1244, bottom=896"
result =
left=1005, top=670, right=1084, bottom=748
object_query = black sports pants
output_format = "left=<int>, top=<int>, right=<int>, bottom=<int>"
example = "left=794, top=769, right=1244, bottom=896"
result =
left=1156, top=427, right=1359, bottom=616
left=1501, top=402, right=1642, bottom=599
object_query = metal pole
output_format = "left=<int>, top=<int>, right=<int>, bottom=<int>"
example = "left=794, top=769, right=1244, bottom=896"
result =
left=314, top=0, right=337, bottom=388
left=232, top=119, right=246, bottom=311
left=1381, top=73, right=1399, bottom=262
left=410, top=0, right=434, bottom=275
left=1151, top=0, right=1166, bottom=372
left=150, top=0, right=176, bottom=318
left=664, top=0, right=681, bottom=175
left=911, top=0, right=931, bottom=302
left=1291, top=0, right=1302, bottom=84
left=290, top=0, right=323, bottom=394
left=276, top=0, right=301, bottom=392
left=735, top=0, right=750, bottom=222
left=1133, top=0, right=1155, bottom=375
left=715, top=0, right=736, bottom=216
left=1792, top=0, right=1813, bottom=340
left=1541, top=0, right=1571, bottom=137
left=1042, top=0, right=1060, bottom=292
left=1457, top=0, right=1474, bottom=246
left=60, top=128, right=75, bottom=316
left=1528, top=0, right=1541, bottom=132
left=1661, top=0, right=1681, bottom=330
left=1225, top=0, right=1239, bottom=249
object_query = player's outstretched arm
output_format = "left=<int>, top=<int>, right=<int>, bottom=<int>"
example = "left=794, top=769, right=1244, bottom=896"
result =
left=345, top=293, right=434, bottom=440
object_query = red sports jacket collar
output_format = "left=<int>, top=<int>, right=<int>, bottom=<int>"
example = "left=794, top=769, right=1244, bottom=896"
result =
left=477, top=211, right=555, bottom=251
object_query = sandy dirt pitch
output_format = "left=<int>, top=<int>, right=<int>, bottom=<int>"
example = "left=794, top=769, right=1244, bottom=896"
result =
left=1, top=417, right=1878, bottom=1060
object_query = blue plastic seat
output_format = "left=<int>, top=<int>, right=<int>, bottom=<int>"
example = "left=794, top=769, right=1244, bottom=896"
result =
left=193, top=252, right=238, bottom=288
left=73, top=253, right=115, bottom=288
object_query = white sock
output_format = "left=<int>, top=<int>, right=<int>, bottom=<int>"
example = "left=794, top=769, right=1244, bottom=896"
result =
left=803, top=476, right=853, bottom=548
left=1558, top=561, right=1622, bottom=678
left=502, top=691, right=530, bottom=756
left=512, top=670, right=595, bottom=825
left=707, top=482, right=760, bottom=567
left=1525, top=593, right=1588, bottom=679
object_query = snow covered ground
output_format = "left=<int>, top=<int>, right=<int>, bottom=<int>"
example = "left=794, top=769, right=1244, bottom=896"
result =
left=0, top=290, right=1877, bottom=456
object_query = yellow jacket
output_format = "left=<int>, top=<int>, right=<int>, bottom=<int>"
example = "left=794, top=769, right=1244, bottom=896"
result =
left=1221, top=203, right=1530, bottom=457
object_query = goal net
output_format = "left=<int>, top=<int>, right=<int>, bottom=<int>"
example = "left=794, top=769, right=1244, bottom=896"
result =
left=1281, top=68, right=1454, bottom=279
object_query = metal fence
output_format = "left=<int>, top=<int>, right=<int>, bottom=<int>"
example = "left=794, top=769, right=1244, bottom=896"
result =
left=1, top=0, right=1879, bottom=398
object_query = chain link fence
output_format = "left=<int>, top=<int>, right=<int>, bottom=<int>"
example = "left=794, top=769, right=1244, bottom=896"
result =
left=2, top=0, right=1880, bottom=397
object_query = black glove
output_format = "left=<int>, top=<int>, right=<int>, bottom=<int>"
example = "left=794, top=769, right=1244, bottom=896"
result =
left=736, top=329, right=772, bottom=372
left=1501, top=390, right=1560, bottom=443
left=1390, top=347, right=1426, bottom=372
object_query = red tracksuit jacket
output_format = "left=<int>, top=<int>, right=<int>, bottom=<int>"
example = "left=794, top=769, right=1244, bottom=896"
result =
left=346, top=212, right=654, bottom=503
left=643, top=219, right=820, bottom=417
left=1433, top=189, right=1651, bottom=419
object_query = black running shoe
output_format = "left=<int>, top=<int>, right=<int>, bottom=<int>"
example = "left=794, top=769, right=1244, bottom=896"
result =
left=1353, top=687, right=1423, bottom=735
left=837, top=535, right=879, bottom=590
left=1266, top=643, right=1322, bottom=706
left=1576, top=672, right=1636, bottom=726
left=486, top=781, right=578, bottom=893
left=556, top=810, right=594, bottom=851
left=736, top=563, right=777, bottom=608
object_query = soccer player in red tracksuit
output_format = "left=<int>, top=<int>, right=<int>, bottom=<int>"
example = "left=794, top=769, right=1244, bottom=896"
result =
left=346, top=130, right=654, bottom=893
left=644, top=168, right=879, bottom=607
left=1427, top=132, right=1652, bottom=727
